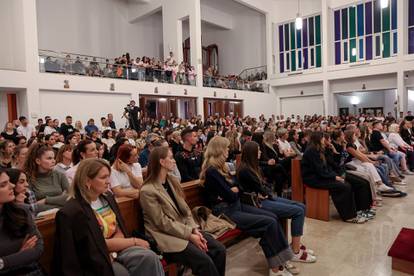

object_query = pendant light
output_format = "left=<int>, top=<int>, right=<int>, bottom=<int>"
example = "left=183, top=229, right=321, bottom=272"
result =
left=295, top=0, right=303, bottom=30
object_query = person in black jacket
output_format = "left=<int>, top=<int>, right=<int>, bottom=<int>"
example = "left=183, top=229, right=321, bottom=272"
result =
left=301, top=132, right=368, bottom=224
left=200, top=136, right=294, bottom=276
left=260, top=131, right=290, bottom=196
left=52, top=158, right=163, bottom=276
left=0, top=168, right=44, bottom=275
left=237, top=141, right=316, bottom=265
left=400, top=120, right=414, bottom=146
left=175, top=128, right=203, bottom=182
left=60, top=116, right=75, bottom=138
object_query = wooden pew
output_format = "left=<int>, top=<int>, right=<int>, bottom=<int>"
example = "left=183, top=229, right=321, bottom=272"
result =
left=37, top=179, right=289, bottom=274
left=36, top=197, right=177, bottom=276
left=291, top=158, right=304, bottom=203
left=290, top=158, right=331, bottom=221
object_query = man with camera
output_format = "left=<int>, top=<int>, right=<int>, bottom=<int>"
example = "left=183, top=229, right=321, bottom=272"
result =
left=124, top=100, right=141, bottom=131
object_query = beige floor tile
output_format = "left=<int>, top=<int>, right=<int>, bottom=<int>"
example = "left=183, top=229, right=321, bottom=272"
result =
left=225, top=176, right=414, bottom=276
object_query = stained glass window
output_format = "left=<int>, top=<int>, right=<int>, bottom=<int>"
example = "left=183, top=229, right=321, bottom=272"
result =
left=278, top=14, right=322, bottom=73
left=334, top=0, right=397, bottom=65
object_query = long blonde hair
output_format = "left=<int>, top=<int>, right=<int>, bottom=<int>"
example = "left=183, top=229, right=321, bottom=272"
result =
left=69, top=158, right=111, bottom=203
left=200, top=136, right=231, bottom=185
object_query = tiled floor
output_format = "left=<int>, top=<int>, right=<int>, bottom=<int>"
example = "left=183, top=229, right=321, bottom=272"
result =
left=226, top=177, right=414, bottom=276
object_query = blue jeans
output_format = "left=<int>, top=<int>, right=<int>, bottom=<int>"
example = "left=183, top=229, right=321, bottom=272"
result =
left=212, top=200, right=293, bottom=268
left=375, top=163, right=390, bottom=186
left=261, top=197, right=305, bottom=237
left=387, top=151, right=404, bottom=169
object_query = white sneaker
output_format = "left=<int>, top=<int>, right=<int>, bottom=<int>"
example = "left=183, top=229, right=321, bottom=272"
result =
left=377, top=183, right=394, bottom=192
left=284, top=261, right=300, bottom=275
left=269, top=267, right=293, bottom=276
left=393, top=181, right=407, bottom=186
left=345, top=215, right=368, bottom=224
left=402, top=170, right=414, bottom=175
left=291, top=249, right=317, bottom=263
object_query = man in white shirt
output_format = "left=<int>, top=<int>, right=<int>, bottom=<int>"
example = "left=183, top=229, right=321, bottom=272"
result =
left=277, top=128, right=296, bottom=157
left=16, top=116, right=35, bottom=139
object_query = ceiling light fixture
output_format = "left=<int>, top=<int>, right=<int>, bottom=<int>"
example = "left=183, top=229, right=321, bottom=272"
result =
left=295, top=0, right=303, bottom=30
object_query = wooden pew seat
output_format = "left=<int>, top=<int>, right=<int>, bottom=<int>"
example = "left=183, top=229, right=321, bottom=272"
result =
left=291, top=158, right=331, bottom=222
left=37, top=179, right=289, bottom=275
left=304, top=185, right=330, bottom=221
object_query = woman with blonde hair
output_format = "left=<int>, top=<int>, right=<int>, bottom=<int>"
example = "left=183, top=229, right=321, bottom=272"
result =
left=201, top=136, right=294, bottom=276
left=54, top=144, right=73, bottom=174
left=225, top=129, right=241, bottom=162
left=140, top=146, right=226, bottom=276
left=52, top=158, right=163, bottom=276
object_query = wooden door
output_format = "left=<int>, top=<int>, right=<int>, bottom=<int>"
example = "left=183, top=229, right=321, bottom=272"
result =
left=7, top=94, right=17, bottom=122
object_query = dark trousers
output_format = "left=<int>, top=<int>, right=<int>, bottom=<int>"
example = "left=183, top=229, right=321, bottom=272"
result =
left=212, top=200, right=292, bottom=267
left=262, top=164, right=289, bottom=196
left=164, top=232, right=226, bottom=276
left=304, top=178, right=357, bottom=220
left=345, top=173, right=373, bottom=211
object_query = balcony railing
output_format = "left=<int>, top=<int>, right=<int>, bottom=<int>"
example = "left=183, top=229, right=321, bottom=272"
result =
left=238, top=65, right=267, bottom=82
left=203, top=74, right=268, bottom=93
left=38, top=50, right=196, bottom=86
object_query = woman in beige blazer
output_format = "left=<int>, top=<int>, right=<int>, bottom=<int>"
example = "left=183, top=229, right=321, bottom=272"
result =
left=139, top=146, right=226, bottom=276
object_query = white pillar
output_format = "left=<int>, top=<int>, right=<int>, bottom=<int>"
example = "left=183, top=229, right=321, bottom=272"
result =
left=397, top=70, right=408, bottom=115
left=321, top=0, right=330, bottom=71
left=197, top=96, right=204, bottom=120
left=190, top=0, right=203, bottom=88
left=323, top=79, right=333, bottom=115
left=265, top=13, right=274, bottom=77
left=22, top=0, right=41, bottom=123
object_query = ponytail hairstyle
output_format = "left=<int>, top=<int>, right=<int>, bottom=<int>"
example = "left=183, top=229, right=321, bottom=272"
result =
left=0, top=168, right=30, bottom=238
left=72, top=139, right=94, bottom=165
left=24, top=142, right=54, bottom=182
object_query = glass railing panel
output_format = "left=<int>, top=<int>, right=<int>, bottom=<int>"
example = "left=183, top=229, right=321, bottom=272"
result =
left=202, top=74, right=268, bottom=93
left=38, top=50, right=197, bottom=86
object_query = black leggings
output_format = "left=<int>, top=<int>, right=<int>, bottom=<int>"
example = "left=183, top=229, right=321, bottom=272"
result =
left=164, top=232, right=226, bottom=276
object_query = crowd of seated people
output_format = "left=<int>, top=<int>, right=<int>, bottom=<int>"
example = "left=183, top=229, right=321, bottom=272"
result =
left=1, top=109, right=414, bottom=275
left=42, top=51, right=197, bottom=86
left=203, top=66, right=266, bottom=92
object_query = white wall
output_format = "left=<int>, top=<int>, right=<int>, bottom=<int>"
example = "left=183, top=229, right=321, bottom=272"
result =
left=336, top=90, right=397, bottom=115
left=201, top=0, right=266, bottom=75
left=36, top=0, right=163, bottom=59
left=0, top=92, right=9, bottom=128
left=408, top=90, right=414, bottom=113
left=281, top=95, right=324, bottom=116
left=272, top=0, right=321, bottom=23
left=0, top=0, right=26, bottom=71
left=38, top=90, right=132, bottom=128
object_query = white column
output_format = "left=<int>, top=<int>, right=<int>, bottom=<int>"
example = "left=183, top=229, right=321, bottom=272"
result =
left=265, top=13, right=274, bottom=77
left=321, top=0, right=330, bottom=71
left=22, top=0, right=41, bottom=123
left=190, top=0, right=203, bottom=87
left=321, top=0, right=333, bottom=116
left=176, top=98, right=182, bottom=118
left=397, top=70, right=408, bottom=114
left=196, top=96, right=204, bottom=120
left=323, top=79, right=333, bottom=115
